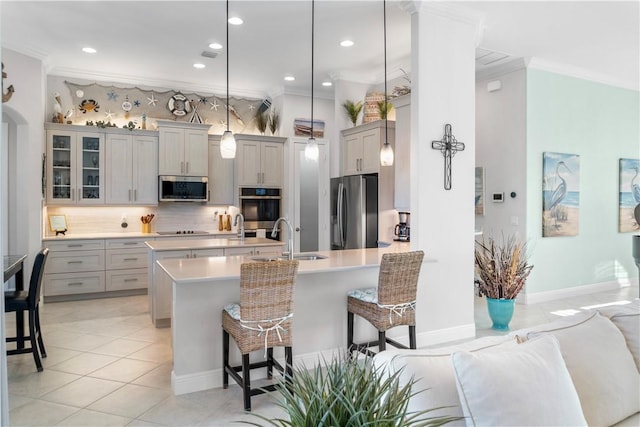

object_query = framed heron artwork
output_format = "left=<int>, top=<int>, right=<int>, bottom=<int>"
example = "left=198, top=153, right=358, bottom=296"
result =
left=542, top=152, right=580, bottom=237
left=619, top=158, right=640, bottom=233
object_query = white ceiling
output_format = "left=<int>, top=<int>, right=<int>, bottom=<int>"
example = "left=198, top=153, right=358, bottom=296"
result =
left=1, top=1, right=638, bottom=99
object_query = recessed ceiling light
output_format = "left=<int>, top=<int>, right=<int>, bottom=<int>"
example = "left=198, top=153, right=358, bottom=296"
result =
left=209, top=42, right=223, bottom=50
left=340, top=40, right=354, bottom=47
left=284, top=76, right=295, bottom=82
left=82, top=47, right=97, bottom=54
left=193, top=63, right=206, bottom=69
left=228, top=17, right=243, bottom=25
left=322, top=81, right=333, bottom=87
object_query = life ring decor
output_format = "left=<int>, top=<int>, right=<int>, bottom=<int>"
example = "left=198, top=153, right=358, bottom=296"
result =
left=168, top=93, right=192, bottom=116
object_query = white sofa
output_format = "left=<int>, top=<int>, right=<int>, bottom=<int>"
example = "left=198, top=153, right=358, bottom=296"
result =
left=373, top=300, right=640, bottom=427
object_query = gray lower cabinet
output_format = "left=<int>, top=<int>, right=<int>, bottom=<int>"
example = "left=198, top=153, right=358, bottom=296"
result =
left=43, top=238, right=149, bottom=300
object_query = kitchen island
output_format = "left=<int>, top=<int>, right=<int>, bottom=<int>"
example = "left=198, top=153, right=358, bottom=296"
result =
left=155, top=243, right=433, bottom=395
left=146, top=237, right=285, bottom=327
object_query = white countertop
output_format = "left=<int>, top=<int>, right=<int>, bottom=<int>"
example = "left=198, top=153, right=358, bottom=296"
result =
left=145, top=237, right=285, bottom=251
left=42, top=231, right=237, bottom=241
left=156, top=243, right=432, bottom=284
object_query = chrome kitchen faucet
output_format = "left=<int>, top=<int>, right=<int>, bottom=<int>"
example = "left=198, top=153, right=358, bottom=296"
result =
left=272, top=217, right=293, bottom=260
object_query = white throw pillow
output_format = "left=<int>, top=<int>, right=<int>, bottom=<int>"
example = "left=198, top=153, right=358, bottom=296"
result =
left=451, top=335, right=587, bottom=427
left=597, top=300, right=640, bottom=371
left=527, top=311, right=640, bottom=427
left=372, top=336, right=513, bottom=427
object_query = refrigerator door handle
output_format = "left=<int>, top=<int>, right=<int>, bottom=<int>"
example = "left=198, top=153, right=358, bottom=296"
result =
left=338, top=182, right=345, bottom=249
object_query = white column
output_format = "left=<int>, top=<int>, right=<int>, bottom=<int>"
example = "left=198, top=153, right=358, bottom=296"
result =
left=406, top=1, right=482, bottom=341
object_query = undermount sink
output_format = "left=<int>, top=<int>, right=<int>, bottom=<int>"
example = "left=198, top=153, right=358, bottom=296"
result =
left=250, top=253, right=328, bottom=262
left=292, top=254, right=328, bottom=261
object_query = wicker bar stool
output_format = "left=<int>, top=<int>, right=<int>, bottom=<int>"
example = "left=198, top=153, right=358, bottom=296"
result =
left=347, top=250, right=424, bottom=357
left=222, top=260, right=299, bottom=411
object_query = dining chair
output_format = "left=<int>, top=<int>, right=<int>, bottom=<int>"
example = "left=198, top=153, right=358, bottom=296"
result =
left=5, top=248, right=49, bottom=372
left=222, top=259, right=299, bottom=411
left=347, top=250, right=424, bottom=357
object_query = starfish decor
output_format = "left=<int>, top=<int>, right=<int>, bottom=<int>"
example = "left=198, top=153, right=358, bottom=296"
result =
left=431, top=123, right=465, bottom=190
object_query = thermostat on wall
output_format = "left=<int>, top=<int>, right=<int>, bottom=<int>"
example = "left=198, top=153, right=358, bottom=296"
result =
left=492, top=192, right=504, bottom=203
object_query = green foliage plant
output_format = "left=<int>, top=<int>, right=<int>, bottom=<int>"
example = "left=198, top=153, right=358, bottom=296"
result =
left=342, top=100, right=363, bottom=127
left=244, top=355, right=461, bottom=427
left=378, top=100, right=393, bottom=120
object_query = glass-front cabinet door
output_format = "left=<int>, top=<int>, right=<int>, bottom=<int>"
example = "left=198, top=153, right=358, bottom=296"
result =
left=46, top=128, right=104, bottom=205
left=78, top=133, right=103, bottom=203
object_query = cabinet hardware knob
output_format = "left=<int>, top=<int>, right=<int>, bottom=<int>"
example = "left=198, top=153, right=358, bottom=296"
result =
left=124, top=278, right=139, bottom=282
left=68, top=282, right=83, bottom=286
left=67, top=260, right=83, bottom=264
left=124, top=258, right=138, bottom=261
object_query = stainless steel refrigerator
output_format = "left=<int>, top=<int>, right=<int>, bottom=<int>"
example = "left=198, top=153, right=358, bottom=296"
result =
left=331, top=174, right=378, bottom=250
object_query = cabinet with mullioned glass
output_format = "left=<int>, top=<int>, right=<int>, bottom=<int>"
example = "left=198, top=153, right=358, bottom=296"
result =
left=46, top=126, right=104, bottom=205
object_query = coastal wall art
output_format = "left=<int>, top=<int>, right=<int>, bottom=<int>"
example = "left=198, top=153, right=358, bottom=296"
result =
left=542, top=152, right=580, bottom=237
left=619, top=158, right=640, bottom=233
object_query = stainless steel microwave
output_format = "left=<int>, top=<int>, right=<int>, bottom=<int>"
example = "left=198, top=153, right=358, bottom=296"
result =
left=158, top=176, right=208, bottom=202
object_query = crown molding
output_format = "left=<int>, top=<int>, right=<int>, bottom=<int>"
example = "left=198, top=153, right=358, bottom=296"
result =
left=476, top=57, right=527, bottom=82
left=527, top=57, right=639, bottom=91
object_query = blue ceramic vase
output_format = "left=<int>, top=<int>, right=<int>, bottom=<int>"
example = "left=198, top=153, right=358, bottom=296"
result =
left=486, top=297, right=515, bottom=330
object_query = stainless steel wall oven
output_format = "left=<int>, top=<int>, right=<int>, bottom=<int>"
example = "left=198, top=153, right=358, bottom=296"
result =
left=239, top=187, right=281, bottom=240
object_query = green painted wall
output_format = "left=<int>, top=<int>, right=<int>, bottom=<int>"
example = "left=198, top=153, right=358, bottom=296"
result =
left=526, top=69, right=639, bottom=294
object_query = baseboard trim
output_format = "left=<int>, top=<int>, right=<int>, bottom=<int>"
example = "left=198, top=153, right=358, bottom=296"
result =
left=171, top=323, right=477, bottom=395
left=523, top=278, right=639, bottom=305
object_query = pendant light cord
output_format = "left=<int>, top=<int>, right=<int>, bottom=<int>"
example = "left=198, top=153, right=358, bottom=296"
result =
left=226, top=0, right=230, bottom=132
left=383, top=0, right=388, bottom=145
left=310, top=0, right=315, bottom=138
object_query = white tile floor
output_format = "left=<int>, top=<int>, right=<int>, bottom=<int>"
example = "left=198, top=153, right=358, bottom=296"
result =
left=5, top=285, right=639, bottom=426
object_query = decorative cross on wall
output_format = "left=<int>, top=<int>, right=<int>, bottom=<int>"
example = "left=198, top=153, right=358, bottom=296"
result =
left=431, top=123, right=465, bottom=190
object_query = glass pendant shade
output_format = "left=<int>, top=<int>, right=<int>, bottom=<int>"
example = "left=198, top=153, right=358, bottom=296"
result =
left=220, top=130, right=236, bottom=159
left=380, top=142, right=394, bottom=166
left=305, top=137, right=319, bottom=161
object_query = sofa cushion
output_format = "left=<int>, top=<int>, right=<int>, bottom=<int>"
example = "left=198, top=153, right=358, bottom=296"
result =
left=372, top=335, right=513, bottom=426
left=597, top=300, right=640, bottom=371
left=451, top=335, right=587, bottom=427
left=525, top=311, right=640, bottom=427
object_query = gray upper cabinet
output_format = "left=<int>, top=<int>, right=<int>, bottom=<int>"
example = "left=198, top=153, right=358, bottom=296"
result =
left=157, top=120, right=211, bottom=176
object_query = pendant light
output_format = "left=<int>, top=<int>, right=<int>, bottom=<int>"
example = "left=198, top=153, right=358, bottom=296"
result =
left=304, top=0, right=319, bottom=161
left=379, top=0, right=394, bottom=166
left=220, top=0, right=236, bottom=159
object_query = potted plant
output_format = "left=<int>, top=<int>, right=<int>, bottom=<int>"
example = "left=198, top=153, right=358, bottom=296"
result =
left=342, top=100, right=363, bottom=127
left=378, top=99, right=393, bottom=119
left=245, top=355, right=461, bottom=426
left=474, top=235, right=533, bottom=330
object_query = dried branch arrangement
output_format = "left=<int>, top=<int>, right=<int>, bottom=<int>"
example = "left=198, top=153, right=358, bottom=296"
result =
left=475, top=235, right=533, bottom=299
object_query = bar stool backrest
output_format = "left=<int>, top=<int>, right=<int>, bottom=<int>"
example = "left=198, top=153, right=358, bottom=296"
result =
left=377, top=250, right=424, bottom=306
left=239, top=260, right=299, bottom=322
left=28, top=248, right=49, bottom=308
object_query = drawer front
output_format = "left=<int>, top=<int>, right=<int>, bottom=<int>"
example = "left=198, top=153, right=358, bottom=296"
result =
left=191, top=248, right=224, bottom=258
left=106, top=269, right=147, bottom=291
left=44, top=272, right=106, bottom=296
left=45, top=250, right=105, bottom=274
left=106, top=239, right=151, bottom=250
left=224, top=247, right=254, bottom=256
left=106, top=248, right=147, bottom=269
left=45, top=239, right=105, bottom=252
left=156, top=250, right=191, bottom=260
left=253, top=245, right=283, bottom=256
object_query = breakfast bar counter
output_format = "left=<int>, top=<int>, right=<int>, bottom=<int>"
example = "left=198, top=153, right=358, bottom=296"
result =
left=146, top=238, right=285, bottom=327
left=156, top=243, right=434, bottom=395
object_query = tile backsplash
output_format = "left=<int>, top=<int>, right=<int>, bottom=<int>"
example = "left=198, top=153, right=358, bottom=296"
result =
left=44, top=204, right=240, bottom=236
